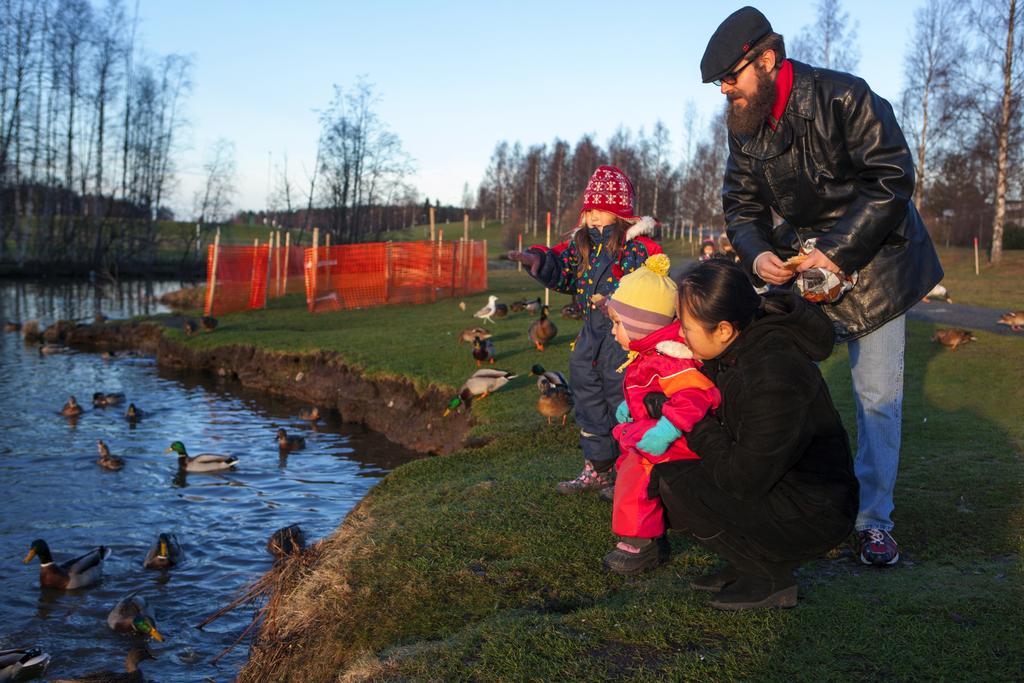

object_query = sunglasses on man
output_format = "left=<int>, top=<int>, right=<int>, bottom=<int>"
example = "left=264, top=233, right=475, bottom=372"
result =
left=713, top=58, right=756, bottom=87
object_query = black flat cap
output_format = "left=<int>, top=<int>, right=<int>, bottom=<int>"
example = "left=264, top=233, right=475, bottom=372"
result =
left=701, top=6, right=773, bottom=83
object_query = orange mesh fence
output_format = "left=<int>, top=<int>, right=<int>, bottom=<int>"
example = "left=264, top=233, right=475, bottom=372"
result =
left=266, top=246, right=307, bottom=299
left=304, top=240, right=487, bottom=314
left=204, top=244, right=270, bottom=316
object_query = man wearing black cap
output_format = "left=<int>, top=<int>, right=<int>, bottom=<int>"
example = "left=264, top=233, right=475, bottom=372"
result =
left=656, top=6, right=943, bottom=603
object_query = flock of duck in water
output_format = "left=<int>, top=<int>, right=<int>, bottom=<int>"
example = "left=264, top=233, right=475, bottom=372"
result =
left=3, top=386, right=314, bottom=682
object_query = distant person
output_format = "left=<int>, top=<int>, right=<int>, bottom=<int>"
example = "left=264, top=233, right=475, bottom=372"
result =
left=698, top=238, right=718, bottom=262
left=508, top=166, right=661, bottom=495
left=700, top=6, right=942, bottom=565
left=603, top=254, right=720, bottom=574
left=655, top=260, right=859, bottom=609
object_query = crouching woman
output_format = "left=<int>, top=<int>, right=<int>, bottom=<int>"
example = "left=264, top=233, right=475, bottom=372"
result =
left=653, top=260, right=858, bottom=610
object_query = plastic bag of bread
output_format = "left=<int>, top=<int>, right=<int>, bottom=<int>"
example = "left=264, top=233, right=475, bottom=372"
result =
left=795, top=267, right=858, bottom=303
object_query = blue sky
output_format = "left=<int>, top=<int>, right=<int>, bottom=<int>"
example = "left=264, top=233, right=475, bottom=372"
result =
left=135, top=1, right=919, bottom=216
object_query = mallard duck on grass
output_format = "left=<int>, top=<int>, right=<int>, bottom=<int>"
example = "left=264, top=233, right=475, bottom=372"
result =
left=93, top=392, right=125, bottom=408
left=23, top=539, right=111, bottom=590
left=50, top=647, right=154, bottom=683
left=107, top=592, right=163, bottom=642
left=60, top=395, right=84, bottom=417
left=561, top=303, right=584, bottom=320
left=458, top=326, right=491, bottom=344
left=96, top=440, right=125, bottom=471
left=0, top=647, right=50, bottom=682
left=143, top=533, right=182, bottom=570
left=471, top=335, right=495, bottom=367
left=200, top=316, right=218, bottom=332
left=531, top=364, right=574, bottom=425
left=528, top=305, right=558, bottom=351
left=164, top=441, right=238, bottom=472
left=444, top=369, right=517, bottom=416
left=183, top=319, right=198, bottom=336
left=276, top=428, right=305, bottom=452
left=998, top=310, right=1024, bottom=331
left=932, top=328, right=977, bottom=351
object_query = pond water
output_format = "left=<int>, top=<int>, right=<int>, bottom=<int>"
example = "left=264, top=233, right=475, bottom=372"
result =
left=0, top=279, right=419, bottom=681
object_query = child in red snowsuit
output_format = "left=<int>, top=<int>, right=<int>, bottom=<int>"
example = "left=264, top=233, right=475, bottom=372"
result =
left=604, top=254, right=721, bottom=574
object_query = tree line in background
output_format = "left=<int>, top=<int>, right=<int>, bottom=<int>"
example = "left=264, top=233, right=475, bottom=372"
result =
left=0, top=0, right=193, bottom=274
left=475, top=0, right=1024, bottom=262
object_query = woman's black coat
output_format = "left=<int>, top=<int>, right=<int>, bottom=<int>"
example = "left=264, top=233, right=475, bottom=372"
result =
left=656, top=291, right=858, bottom=538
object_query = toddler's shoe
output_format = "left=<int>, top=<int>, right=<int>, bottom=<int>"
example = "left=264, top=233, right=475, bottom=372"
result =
left=602, top=536, right=669, bottom=575
left=556, top=461, right=613, bottom=494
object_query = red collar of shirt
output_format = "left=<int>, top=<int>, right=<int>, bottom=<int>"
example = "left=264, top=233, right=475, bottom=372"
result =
left=769, top=59, right=794, bottom=130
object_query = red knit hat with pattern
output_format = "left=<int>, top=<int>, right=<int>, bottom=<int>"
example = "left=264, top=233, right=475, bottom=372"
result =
left=579, top=165, right=640, bottom=223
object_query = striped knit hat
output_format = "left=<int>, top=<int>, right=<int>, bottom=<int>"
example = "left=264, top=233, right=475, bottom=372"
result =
left=608, top=254, right=677, bottom=341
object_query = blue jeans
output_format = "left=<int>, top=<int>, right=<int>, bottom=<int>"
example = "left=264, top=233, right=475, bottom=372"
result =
left=848, top=314, right=905, bottom=532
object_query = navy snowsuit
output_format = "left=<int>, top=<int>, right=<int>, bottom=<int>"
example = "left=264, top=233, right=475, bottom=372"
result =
left=527, top=226, right=661, bottom=469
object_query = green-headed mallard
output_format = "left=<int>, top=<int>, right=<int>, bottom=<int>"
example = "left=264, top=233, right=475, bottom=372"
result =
left=23, top=539, right=111, bottom=590
left=0, top=647, right=50, bottom=682
left=143, top=533, right=182, bottom=570
left=998, top=310, right=1024, bottom=331
left=298, top=406, right=321, bottom=422
left=200, top=316, right=218, bottom=332
left=107, top=592, right=163, bottom=642
left=931, top=328, right=976, bottom=351
left=125, top=403, right=144, bottom=423
left=458, top=326, right=491, bottom=344
left=444, top=368, right=517, bottom=416
left=267, top=524, right=306, bottom=558
left=471, top=336, right=495, bottom=367
left=93, top=392, right=125, bottom=408
left=164, top=441, right=238, bottom=472
left=531, top=364, right=574, bottom=425
left=276, top=428, right=305, bottom=452
left=96, top=440, right=125, bottom=471
left=50, top=647, right=154, bottom=683
left=60, top=396, right=84, bottom=417
left=528, top=305, right=557, bottom=351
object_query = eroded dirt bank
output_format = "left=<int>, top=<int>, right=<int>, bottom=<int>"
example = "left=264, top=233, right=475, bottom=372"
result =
left=56, top=320, right=472, bottom=454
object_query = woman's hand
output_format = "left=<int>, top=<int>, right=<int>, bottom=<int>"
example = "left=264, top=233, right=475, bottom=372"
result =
left=507, top=250, right=541, bottom=276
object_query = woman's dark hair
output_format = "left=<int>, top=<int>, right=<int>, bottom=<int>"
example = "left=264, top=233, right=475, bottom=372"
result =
left=677, top=259, right=761, bottom=332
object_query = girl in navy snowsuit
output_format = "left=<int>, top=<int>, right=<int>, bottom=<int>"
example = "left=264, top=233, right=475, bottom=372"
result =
left=508, top=165, right=662, bottom=493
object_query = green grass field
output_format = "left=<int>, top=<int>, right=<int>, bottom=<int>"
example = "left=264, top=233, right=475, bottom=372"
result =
left=161, top=267, right=1024, bottom=681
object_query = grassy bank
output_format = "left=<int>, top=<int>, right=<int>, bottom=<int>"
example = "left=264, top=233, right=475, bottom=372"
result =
left=157, top=268, right=1024, bottom=681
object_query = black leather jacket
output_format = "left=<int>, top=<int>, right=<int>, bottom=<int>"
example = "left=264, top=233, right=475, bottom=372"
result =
left=723, top=60, right=943, bottom=342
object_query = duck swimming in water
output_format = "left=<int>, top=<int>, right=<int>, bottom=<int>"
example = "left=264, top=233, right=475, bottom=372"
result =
left=23, top=539, right=111, bottom=590
left=164, top=441, right=238, bottom=472
left=60, top=396, right=83, bottom=417
left=143, top=533, right=182, bottom=570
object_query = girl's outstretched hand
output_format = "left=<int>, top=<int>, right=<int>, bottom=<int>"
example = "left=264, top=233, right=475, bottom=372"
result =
left=507, top=250, right=541, bottom=276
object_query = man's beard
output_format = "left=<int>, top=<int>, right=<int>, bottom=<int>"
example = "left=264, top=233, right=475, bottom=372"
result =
left=725, top=66, right=775, bottom=136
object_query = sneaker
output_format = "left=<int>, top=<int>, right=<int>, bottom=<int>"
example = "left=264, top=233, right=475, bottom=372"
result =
left=555, top=461, right=613, bottom=495
left=857, top=528, right=900, bottom=566
left=598, top=485, right=614, bottom=502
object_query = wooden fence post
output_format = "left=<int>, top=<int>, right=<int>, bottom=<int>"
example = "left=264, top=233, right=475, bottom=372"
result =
left=517, top=233, right=523, bottom=271
left=463, top=213, right=469, bottom=242
left=429, top=206, right=436, bottom=242
left=205, top=228, right=221, bottom=316
left=544, top=212, right=551, bottom=307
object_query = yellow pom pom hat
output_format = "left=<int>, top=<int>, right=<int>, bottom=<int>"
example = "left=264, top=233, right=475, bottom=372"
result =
left=608, top=253, right=677, bottom=341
